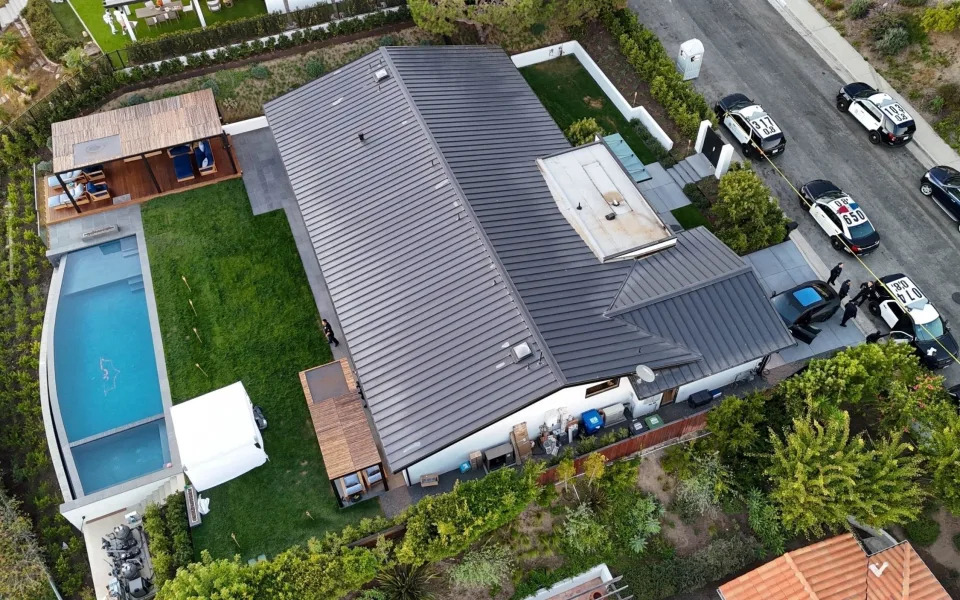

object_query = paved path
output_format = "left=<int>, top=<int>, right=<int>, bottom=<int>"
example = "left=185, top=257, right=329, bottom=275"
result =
left=630, top=0, right=960, bottom=383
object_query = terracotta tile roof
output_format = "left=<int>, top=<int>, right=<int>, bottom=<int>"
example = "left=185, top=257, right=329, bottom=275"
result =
left=719, top=534, right=950, bottom=600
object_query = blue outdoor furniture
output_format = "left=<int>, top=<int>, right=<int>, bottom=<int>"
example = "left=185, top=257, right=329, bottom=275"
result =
left=81, top=164, right=105, bottom=182
left=86, top=181, right=110, bottom=201
left=173, top=153, right=195, bottom=182
left=194, top=140, right=217, bottom=176
left=167, top=144, right=192, bottom=158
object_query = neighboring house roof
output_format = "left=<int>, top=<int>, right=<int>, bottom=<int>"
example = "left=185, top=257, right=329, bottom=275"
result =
left=265, top=45, right=793, bottom=471
left=718, top=534, right=950, bottom=600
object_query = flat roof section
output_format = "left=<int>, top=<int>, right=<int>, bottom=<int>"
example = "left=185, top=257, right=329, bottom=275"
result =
left=299, top=360, right=381, bottom=480
left=537, top=142, right=675, bottom=263
left=52, top=89, right=222, bottom=173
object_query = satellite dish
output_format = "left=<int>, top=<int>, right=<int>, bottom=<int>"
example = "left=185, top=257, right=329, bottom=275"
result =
left=635, top=365, right=655, bottom=383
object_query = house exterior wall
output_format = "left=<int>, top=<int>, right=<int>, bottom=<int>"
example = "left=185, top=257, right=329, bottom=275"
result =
left=404, top=378, right=639, bottom=482
left=675, top=357, right=762, bottom=402
left=60, top=473, right=178, bottom=529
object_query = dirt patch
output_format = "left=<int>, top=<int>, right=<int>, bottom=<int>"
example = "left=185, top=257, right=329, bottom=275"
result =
left=0, top=24, right=61, bottom=124
left=577, top=21, right=694, bottom=158
left=584, top=95, right=603, bottom=109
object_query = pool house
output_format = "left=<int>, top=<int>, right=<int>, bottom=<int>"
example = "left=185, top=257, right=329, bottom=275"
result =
left=44, top=89, right=240, bottom=225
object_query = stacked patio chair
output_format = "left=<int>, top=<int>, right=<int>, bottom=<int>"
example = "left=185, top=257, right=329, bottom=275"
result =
left=193, top=140, right=217, bottom=176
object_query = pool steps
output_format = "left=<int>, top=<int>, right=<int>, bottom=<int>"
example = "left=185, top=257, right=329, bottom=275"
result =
left=127, top=274, right=144, bottom=293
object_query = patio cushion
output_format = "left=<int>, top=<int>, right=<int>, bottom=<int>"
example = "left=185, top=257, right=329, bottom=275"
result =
left=173, top=154, right=194, bottom=179
left=364, top=466, right=382, bottom=484
left=194, top=140, right=214, bottom=170
left=81, top=164, right=104, bottom=175
left=86, top=182, right=109, bottom=195
left=169, top=144, right=192, bottom=157
left=47, top=170, right=82, bottom=188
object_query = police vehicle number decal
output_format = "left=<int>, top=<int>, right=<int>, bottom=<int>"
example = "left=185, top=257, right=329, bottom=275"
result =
left=889, top=277, right=925, bottom=306
left=749, top=116, right=780, bottom=137
left=880, top=102, right=911, bottom=124
left=841, top=210, right=866, bottom=226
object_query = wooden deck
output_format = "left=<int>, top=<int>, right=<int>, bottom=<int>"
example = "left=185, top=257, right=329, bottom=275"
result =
left=42, top=136, right=242, bottom=225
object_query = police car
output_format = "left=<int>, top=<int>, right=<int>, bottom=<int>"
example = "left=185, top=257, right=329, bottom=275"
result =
left=798, top=179, right=880, bottom=255
left=715, top=93, right=786, bottom=158
left=868, top=274, right=958, bottom=369
left=836, top=82, right=916, bottom=146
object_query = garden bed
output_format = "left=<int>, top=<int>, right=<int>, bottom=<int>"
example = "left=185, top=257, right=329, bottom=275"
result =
left=141, top=179, right=381, bottom=561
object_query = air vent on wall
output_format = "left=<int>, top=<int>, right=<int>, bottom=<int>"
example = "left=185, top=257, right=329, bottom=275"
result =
left=374, top=68, right=390, bottom=83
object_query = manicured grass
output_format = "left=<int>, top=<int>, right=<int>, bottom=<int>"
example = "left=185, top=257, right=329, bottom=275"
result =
left=70, top=0, right=266, bottom=53
left=47, top=0, right=88, bottom=42
left=520, top=54, right=657, bottom=164
left=142, top=180, right=380, bottom=561
left=671, top=204, right=713, bottom=231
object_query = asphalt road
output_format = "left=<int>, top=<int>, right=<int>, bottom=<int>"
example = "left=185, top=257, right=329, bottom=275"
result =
left=629, top=0, right=960, bottom=383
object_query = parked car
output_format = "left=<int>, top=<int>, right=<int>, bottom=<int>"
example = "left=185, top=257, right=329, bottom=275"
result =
left=771, top=281, right=840, bottom=344
left=715, top=93, right=786, bottom=158
left=920, top=165, right=960, bottom=232
left=868, top=274, right=958, bottom=369
left=799, top=179, right=880, bottom=255
left=836, top=82, right=915, bottom=146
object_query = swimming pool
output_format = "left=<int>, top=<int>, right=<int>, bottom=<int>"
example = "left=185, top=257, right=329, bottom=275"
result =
left=53, top=237, right=170, bottom=494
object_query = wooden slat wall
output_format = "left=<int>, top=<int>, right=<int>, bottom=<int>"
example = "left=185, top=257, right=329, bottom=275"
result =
left=52, top=89, right=222, bottom=172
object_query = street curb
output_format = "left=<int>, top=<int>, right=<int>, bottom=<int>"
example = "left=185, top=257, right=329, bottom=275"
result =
left=766, top=0, right=960, bottom=172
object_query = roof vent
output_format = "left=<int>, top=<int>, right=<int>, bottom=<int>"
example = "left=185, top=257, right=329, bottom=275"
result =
left=511, top=342, right=532, bottom=362
left=373, top=68, right=389, bottom=83
left=605, top=212, right=616, bottom=221
left=869, top=562, right=889, bottom=578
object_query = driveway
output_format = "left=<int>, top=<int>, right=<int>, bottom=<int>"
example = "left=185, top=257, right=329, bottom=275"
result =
left=630, top=0, right=960, bottom=383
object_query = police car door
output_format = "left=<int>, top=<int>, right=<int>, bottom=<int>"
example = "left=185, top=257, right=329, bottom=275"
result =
left=723, top=113, right=750, bottom=145
left=879, top=300, right=906, bottom=330
left=849, top=99, right=882, bottom=131
left=811, top=204, right=839, bottom=236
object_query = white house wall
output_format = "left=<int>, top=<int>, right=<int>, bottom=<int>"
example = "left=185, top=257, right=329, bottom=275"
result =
left=675, top=358, right=762, bottom=402
left=405, top=379, right=638, bottom=481
left=60, top=475, right=177, bottom=529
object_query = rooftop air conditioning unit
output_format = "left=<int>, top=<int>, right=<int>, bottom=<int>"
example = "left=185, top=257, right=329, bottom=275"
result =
left=599, top=403, right=626, bottom=426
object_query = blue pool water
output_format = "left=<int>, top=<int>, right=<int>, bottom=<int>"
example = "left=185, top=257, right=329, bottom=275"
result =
left=54, top=237, right=169, bottom=494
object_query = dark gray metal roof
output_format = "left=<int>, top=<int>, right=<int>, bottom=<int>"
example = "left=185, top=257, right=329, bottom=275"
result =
left=264, top=50, right=561, bottom=470
left=266, top=46, right=795, bottom=471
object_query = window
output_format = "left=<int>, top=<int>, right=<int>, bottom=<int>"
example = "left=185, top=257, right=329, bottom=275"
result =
left=863, top=102, right=884, bottom=122
left=586, top=378, right=620, bottom=397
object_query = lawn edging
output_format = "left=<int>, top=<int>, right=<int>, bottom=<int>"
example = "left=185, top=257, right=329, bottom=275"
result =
left=512, top=40, right=674, bottom=151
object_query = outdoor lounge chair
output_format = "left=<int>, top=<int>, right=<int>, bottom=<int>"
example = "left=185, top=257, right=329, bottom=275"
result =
left=341, top=473, right=364, bottom=496
left=167, top=144, right=192, bottom=158
left=363, top=465, right=383, bottom=486
left=47, top=170, right=83, bottom=192
left=81, top=164, right=105, bottom=182
left=173, top=153, right=195, bottom=182
left=48, top=184, right=88, bottom=209
left=86, top=181, right=110, bottom=201
left=193, top=140, right=217, bottom=176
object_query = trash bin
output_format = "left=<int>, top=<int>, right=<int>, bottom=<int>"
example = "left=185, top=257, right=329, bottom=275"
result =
left=688, top=389, right=713, bottom=407
left=676, top=39, right=704, bottom=81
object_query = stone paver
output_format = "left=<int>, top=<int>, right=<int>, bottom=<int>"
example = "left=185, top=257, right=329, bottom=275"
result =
left=46, top=204, right=143, bottom=261
left=232, top=129, right=296, bottom=216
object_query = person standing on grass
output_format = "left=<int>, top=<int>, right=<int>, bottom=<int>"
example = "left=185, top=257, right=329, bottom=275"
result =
left=838, top=279, right=851, bottom=300
left=322, top=318, right=340, bottom=347
left=840, top=301, right=858, bottom=327
left=828, top=262, right=844, bottom=286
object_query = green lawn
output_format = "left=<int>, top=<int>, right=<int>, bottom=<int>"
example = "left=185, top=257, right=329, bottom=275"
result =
left=142, top=180, right=380, bottom=561
left=671, top=204, right=713, bottom=231
left=71, top=0, right=266, bottom=53
left=520, top=55, right=657, bottom=164
left=48, top=0, right=88, bottom=42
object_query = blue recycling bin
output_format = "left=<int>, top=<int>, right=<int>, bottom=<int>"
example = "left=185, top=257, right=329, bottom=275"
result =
left=581, top=409, right=604, bottom=435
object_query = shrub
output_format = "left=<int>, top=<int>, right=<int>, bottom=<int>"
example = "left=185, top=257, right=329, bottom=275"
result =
left=848, top=0, right=873, bottom=19
left=376, top=563, right=438, bottom=600
left=562, top=504, right=611, bottom=557
left=565, top=117, right=605, bottom=145
left=671, top=455, right=727, bottom=522
left=449, top=545, right=513, bottom=589
left=200, top=79, right=220, bottom=96
left=22, top=0, right=75, bottom=62
left=746, top=489, right=786, bottom=557
left=249, top=64, right=271, bottom=79
left=904, top=515, right=941, bottom=547
left=710, top=162, right=787, bottom=255
left=921, top=2, right=960, bottom=32
left=306, top=58, right=325, bottom=79
left=379, top=34, right=398, bottom=46
left=876, top=25, right=910, bottom=55
left=629, top=118, right=674, bottom=165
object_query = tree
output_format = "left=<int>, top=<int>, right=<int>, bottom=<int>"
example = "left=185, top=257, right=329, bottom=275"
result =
left=562, top=503, right=610, bottom=557
left=157, top=551, right=257, bottom=600
left=766, top=413, right=865, bottom=537
left=565, top=117, right=605, bottom=146
left=449, top=544, right=513, bottom=589
left=709, top=162, right=788, bottom=255
left=555, top=457, right=576, bottom=494
left=0, top=487, right=50, bottom=600
left=582, top=452, right=606, bottom=488
left=911, top=399, right=960, bottom=514
left=0, top=31, right=22, bottom=69
left=408, top=0, right=623, bottom=45
left=856, top=433, right=925, bottom=528
left=60, top=47, right=89, bottom=77
left=0, top=74, right=28, bottom=96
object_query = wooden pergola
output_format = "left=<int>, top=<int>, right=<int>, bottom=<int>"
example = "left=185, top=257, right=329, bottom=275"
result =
left=50, top=89, right=237, bottom=214
left=299, top=359, right=385, bottom=505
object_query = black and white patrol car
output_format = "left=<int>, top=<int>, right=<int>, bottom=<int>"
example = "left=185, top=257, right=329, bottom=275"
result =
left=799, top=179, right=880, bottom=255
left=715, top=93, right=786, bottom=158
left=836, top=82, right=916, bottom=146
left=868, top=274, right=958, bottom=370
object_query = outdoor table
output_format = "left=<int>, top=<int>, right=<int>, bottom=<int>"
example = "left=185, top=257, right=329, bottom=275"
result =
left=135, top=1, right=183, bottom=20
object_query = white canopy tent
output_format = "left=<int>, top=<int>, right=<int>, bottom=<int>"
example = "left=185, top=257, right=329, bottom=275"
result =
left=170, top=382, right=267, bottom=491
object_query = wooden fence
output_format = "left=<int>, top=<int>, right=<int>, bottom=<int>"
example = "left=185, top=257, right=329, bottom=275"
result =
left=538, top=409, right=710, bottom=484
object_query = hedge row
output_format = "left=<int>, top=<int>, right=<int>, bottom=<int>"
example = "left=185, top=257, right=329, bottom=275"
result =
left=22, top=0, right=76, bottom=61
left=602, top=9, right=716, bottom=139
left=127, top=0, right=405, bottom=64
left=157, top=466, right=541, bottom=600
left=142, top=493, right=194, bottom=589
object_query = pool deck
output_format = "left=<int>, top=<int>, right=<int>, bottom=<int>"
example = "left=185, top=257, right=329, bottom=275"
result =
left=43, top=206, right=182, bottom=524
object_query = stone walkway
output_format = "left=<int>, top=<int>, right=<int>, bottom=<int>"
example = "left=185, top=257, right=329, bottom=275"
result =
left=46, top=204, right=143, bottom=261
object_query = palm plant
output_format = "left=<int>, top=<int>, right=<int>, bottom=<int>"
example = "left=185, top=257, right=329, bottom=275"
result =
left=376, top=563, right=438, bottom=600
left=0, top=31, right=22, bottom=67
left=0, top=73, right=27, bottom=96
left=60, top=47, right=89, bottom=76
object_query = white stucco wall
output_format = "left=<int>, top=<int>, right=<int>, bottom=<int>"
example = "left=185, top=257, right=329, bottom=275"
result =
left=675, top=358, right=761, bottom=402
left=522, top=563, right=614, bottom=600
left=511, top=41, right=674, bottom=151
left=61, top=474, right=178, bottom=529
left=405, top=378, right=639, bottom=482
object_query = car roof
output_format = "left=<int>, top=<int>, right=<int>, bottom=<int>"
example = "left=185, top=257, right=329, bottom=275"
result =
left=867, top=93, right=913, bottom=123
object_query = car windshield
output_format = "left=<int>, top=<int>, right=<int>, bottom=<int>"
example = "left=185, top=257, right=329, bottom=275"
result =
left=915, top=317, right=945, bottom=342
left=848, top=220, right=875, bottom=239
left=762, top=133, right=784, bottom=150
left=772, top=293, right=803, bottom=325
